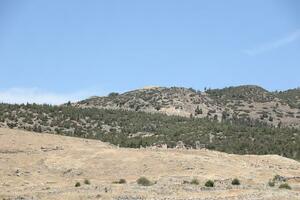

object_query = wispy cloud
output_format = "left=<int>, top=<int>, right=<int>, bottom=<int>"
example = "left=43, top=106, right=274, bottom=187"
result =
left=0, top=87, right=102, bottom=105
left=244, top=29, right=300, bottom=56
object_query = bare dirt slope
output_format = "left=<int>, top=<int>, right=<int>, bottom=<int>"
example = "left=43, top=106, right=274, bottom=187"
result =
left=0, top=128, right=299, bottom=200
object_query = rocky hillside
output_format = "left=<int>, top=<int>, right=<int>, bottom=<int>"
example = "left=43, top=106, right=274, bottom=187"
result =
left=73, top=85, right=300, bottom=128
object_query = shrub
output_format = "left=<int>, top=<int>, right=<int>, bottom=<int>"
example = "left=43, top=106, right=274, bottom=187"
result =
left=137, top=177, right=152, bottom=186
left=231, top=178, right=240, bottom=185
left=268, top=181, right=275, bottom=187
left=205, top=180, right=214, bottom=187
left=113, top=179, right=126, bottom=184
left=195, top=106, right=203, bottom=115
left=119, top=178, right=126, bottom=184
left=84, top=179, right=91, bottom=185
left=108, top=92, right=119, bottom=97
left=75, top=182, right=81, bottom=187
left=268, top=116, right=273, bottom=122
left=273, top=175, right=280, bottom=180
left=190, top=178, right=199, bottom=185
left=273, top=174, right=285, bottom=182
left=279, top=183, right=291, bottom=190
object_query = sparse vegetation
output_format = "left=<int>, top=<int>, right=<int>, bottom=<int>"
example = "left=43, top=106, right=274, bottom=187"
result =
left=279, top=183, right=291, bottom=190
left=190, top=178, right=199, bottom=185
left=275, top=88, right=300, bottom=109
left=205, top=180, right=214, bottom=187
left=207, top=85, right=275, bottom=103
left=75, top=182, right=81, bottom=187
left=273, top=175, right=284, bottom=182
left=195, top=106, right=203, bottom=115
left=84, top=179, right=91, bottom=185
left=1, top=127, right=299, bottom=199
left=113, top=179, right=127, bottom=184
left=268, top=116, right=273, bottom=122
left=268, top=181, right=275, bottom=187
left=137, top=177, right=152, bottom=186
left=231, top=178, right=240, bottom=185
left=108, top=92, right=119, bottom=97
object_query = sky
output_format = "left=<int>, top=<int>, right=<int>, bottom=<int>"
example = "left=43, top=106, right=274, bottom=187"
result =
left=0, top=0, right=300, bottom=104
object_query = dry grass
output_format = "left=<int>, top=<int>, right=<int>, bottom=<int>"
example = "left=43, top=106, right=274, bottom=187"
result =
left=0, top=128, right=299, bottom=200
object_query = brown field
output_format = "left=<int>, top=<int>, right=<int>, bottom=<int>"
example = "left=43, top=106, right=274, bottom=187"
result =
left=0, top=128, right=299, bottom=200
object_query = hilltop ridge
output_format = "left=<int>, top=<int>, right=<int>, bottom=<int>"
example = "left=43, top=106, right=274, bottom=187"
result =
left=73, top=85, right=300, bottom=128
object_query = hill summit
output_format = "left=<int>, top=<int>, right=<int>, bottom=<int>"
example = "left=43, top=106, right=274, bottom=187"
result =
left=0, top=85, right=299, bottom=160
left=73, top=85, right=300, bottom=128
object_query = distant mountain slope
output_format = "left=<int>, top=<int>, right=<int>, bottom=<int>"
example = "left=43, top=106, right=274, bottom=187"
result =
left=73, top=85, right=300, bottom=128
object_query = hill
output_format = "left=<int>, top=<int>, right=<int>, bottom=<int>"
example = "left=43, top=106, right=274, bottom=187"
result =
left=0, top=128, right=299, bottom=200
left=274, top=88, right=300, bottom=109
left=0, top=102, right=299, bottom=160
left=73, top=85, right=300, bottom=128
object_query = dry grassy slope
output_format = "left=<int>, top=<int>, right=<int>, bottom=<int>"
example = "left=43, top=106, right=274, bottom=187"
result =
left=0, top=128, right=299, bottom=200
left=73, top=86, right=300, bottom=128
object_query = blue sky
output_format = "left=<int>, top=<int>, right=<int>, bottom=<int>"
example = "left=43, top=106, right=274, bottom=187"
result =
left=0, top=0, right=300, bottom=104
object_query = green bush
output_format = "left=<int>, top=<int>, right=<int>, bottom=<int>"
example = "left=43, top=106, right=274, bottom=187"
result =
left=231, top=178, right=240, bottom=185
left=279, top=183, right=291, bottom=190
left=113, top=179, right=126, bottom=184
left=119, top=178, right=126, bottom=184
left=273, top=175, right=282, bottom=181
left=137, top=177, right=152, bottom=186
left=84, top=179, right=91, bottom=185
left=75, top=182, right=81, bottom=187
left=268, top=116, right=273, bottom=122
left=205, top=180, right=214, bottom=187
left=190, top=178, right=199, bottom=185
left=108, top=92, right=119, bottom=97
left=268, top=181, right=275, bottom=187
left=195, top=106, right=203, bottom=115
